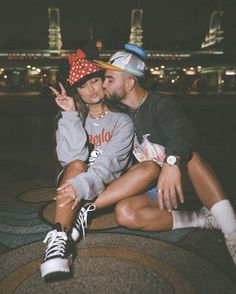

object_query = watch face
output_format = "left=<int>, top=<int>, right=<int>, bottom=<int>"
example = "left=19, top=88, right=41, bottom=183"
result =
left=167, top=155, right=177, bottom=165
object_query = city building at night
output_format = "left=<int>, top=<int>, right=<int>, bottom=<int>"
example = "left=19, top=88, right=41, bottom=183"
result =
left=0, top=5, right=235, bottom=95
left=201, top=10, right=224, bottom=50
left=129, top=9, right=143, bottom=47
left=48, top=8, right=63, bottom=50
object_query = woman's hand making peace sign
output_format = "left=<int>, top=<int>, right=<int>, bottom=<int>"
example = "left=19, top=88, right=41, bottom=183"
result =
left=49, top=82, right=76, bottom=112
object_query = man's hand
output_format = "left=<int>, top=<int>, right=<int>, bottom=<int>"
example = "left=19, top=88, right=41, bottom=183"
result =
left=56, top=182, right=80, bottom=210
left=156, top=163, right=184, bottom=211
left=49, top=82, right=76, bottom=112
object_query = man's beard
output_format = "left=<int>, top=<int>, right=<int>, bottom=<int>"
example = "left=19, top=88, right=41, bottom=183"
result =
left=104, top=97, right=130, bottom=114
left=105, top=92, right=123, bottom=102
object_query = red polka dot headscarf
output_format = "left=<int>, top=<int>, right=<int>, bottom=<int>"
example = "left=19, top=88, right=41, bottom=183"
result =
left=68, top=49, right=104, bottom=87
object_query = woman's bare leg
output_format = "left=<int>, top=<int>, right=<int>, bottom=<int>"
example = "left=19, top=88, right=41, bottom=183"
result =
left=187, top=152, right=226, bottom=208
left=54, top=160, right=87, bottom=230
left=94, top=161, right=161, bottom=209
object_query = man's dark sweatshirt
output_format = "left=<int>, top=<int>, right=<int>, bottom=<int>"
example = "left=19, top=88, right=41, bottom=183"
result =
left=132, top=91, right=198, bottom=164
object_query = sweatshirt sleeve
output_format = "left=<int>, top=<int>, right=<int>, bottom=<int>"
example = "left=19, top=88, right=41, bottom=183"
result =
left=56, top=111, right=89, bottom=167
left=156, top=97, right=198, bottom=163
left=68, top=115, right=134, bottom=200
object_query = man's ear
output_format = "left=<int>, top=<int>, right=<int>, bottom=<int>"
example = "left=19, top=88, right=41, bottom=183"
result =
left=126, top=76, right=136, bottom=92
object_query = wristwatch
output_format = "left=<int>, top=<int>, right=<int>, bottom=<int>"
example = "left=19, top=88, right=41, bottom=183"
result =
left=165, top=155, right=180, bottom=166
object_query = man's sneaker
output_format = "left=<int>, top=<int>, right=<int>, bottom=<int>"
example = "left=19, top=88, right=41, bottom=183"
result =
left=198, top=207, right=221, bottom=230
left=225, top=231, right=236, bottom=265
left=40, top=223, right=74, bottom=281
left=71, top=204, right=96, bottom=242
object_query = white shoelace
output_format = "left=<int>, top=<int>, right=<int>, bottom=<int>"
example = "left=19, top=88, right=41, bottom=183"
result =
left=43, top=229, right=68, bottom=260
left=75, top=204, right=96, bottom=239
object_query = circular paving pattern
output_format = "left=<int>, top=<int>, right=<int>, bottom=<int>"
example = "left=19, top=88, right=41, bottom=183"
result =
left=18, top=187, right=56, bottom=203
left=0, top=187, right=194, bottom=254
left=0, top=233, right=235, bottom=294
left=19, top=187, right=119, bottom=230
left=42, top=201, right=118, bottom=229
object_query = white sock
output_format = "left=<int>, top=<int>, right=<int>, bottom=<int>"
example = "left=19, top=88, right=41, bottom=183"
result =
left=210, top=199, right=236, bottom=236
left=172, top=210, right=201, bottom=230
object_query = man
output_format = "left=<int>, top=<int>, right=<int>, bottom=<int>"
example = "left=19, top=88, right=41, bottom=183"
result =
left=92, top=43, right=236, bottom=265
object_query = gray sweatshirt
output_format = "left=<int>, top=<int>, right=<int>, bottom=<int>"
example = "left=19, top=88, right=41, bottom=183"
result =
left=56, top=111, right=134, bottom=200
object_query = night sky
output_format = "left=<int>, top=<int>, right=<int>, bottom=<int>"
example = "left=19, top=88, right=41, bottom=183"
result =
left=0, top=0, right=236, bottom=51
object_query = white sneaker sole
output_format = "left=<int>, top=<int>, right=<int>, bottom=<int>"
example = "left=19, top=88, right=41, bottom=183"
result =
left=40, top=257, right=71, bottom=280
left=71, top=228, right=80, bottom=242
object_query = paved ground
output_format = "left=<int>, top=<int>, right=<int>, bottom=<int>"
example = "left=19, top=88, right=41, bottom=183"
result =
left=0, top=92, right=236, bottom=292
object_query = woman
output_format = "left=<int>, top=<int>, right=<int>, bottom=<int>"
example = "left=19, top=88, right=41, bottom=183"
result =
left=40, top=49, right=134, bottom=281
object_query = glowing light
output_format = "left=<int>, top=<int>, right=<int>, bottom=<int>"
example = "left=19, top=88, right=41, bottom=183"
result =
left=185, top=70, right=196, bottom=75
left=225, top=70, right=236, bottom=76
left=151, top=70, right=160, bottom=75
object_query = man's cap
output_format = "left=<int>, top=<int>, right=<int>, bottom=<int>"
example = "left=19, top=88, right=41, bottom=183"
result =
left=68, top=49, right=104, bottom=87
left=94, top=43, right=147, bottom=78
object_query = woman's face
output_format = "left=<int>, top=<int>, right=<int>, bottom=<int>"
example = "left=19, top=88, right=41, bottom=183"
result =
left=76, top=77, right=104, bottom=105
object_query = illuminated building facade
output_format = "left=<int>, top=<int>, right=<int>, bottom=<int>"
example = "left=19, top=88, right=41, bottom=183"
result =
left=201, top=11, right=224, bottom=49
left=129, top=9, right=143, bottom=47
left=48, top=8, right=62, bottom=50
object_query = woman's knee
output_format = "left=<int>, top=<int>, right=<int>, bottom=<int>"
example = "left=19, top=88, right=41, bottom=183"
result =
left=115, top=200, right=137, bottom=228
left=66, top=160, right=87, bottom=172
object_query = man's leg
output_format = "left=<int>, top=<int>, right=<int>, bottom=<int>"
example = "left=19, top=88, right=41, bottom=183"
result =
left=115, top=195, right=173, bottom=231
left=115, top=192, right=220, bottom=232
left=186, top=152, right=236, bottom=235
left=187, top=152, right=225, bottom=207
left=186, top=152, right=236, bottom=264
left=95, top=159, right=218, bottom=231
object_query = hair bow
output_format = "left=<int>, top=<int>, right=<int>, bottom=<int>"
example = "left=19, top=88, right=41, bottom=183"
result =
left=68, top=49, right=86, bottom=64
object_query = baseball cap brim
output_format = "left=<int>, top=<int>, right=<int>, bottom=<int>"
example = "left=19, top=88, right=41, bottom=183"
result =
left=93, top=60, right=124, bottom=72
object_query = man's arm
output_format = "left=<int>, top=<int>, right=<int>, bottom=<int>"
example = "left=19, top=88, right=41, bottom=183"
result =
left=155, top=96, right=198, bottom=209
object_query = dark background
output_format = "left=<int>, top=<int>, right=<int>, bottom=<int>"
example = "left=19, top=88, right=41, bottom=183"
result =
left=0, top=0, right=236, bottom=50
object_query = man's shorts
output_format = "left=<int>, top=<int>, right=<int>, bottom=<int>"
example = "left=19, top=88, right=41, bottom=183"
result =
left=145, top=187, right=196, bottom=208
left=145, top=187, right=159, bottom=202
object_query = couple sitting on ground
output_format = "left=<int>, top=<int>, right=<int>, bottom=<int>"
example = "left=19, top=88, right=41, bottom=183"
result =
left=40, top=43, right=236, bottom=281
